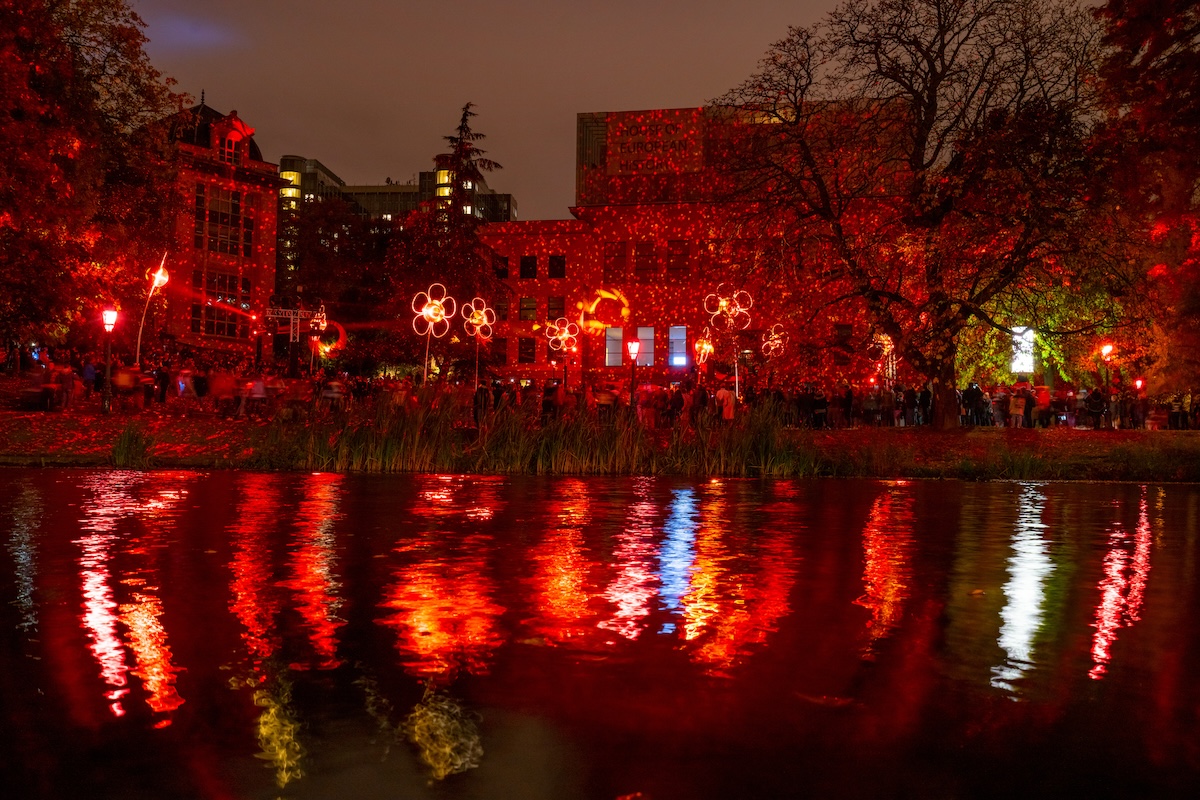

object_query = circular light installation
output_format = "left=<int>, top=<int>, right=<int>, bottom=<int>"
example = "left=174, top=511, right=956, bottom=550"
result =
left=704, top=284, right=752, bottom=331
left=761, top=324, right=787, bottom=358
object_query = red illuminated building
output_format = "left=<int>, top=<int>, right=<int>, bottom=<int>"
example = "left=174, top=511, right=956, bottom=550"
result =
left=478, top=107, right=802, bottom=389
left=163, top=103, right=280, bottom=359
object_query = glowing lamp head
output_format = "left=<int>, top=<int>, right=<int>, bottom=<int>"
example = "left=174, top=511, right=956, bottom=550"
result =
left=627, top=340, right=641, bottom=361
left=151, top=265, right=169, bottom=290
left=102, top=308, right=117, bottom=333
left=1135, top=378, right=1144, bottom=390
left=1101, top=344, right=1114, bottom=359
left=422, top=301, right=446, bottom=324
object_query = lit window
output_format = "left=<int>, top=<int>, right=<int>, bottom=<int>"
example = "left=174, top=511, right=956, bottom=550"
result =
left=281, top=187, right=300, bottom=198
left=605, top=327, right=624, bottom=367
left=519, top=297, right=536, bottom=321
left=280, top=171, right=301, bottom=186
left=436, top=187, right=451, bottom=197
left=463, top=205, right=472, bottom=215
left=463, top=180, right=473, bottom=189
left=669, top=326, right=687, bottom=367
left=382, top=213, right=392, bottom=221
left=638, top=326, right=654, bottom=366
left=436, top=170, right=451, bottom=186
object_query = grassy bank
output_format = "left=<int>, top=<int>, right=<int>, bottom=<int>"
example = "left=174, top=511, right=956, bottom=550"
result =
left=3, top=398, right=1197, bottom=481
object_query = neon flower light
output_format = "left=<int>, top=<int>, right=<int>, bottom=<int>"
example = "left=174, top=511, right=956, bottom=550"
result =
left=762, top=324, right=787, bottom=358
left=462, top=297, right=495, bottom=391
left=412, top=284, right=456, bottom=338
left=704, top=284, right=752, bottom=331
left=461, top=297, right=496, bottom=341
left=694, top=326, right=715, bottom=365
left=545, top=317, right=580, bottom=352
left=412, top=284, right=456, bottom=383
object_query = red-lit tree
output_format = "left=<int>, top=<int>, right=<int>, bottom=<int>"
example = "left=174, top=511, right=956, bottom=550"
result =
left=1095, top=0, right=1200, bottom=391
left=382, top=104, right=503, bottom=376
left=0, top=0, right=181, bottom=357
left=716, top=0, right=1139, bottom=426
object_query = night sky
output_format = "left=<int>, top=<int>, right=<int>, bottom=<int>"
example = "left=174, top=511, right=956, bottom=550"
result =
left=134, top=0, right=836, bottom=220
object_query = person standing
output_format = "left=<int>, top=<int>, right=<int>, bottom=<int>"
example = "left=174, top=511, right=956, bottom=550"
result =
left=715, top=383, right=734, bottom=426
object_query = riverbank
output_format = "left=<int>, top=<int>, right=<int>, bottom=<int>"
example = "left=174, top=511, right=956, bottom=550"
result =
left=1, top=400, right=1198, bottom=481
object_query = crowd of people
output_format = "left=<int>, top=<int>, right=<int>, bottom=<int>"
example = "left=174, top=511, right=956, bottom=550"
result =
left=4, top=345, right=1198, bottom=432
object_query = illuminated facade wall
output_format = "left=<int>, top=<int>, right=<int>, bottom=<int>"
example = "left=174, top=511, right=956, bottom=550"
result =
left=167, top=105, right=280, bottom=357
left=479, top=108, right=788, bottom=388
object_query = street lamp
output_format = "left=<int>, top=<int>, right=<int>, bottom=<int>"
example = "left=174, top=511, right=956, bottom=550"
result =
left=627, top=339, right=640, bottom=410
left=1101, top=343, right=1114, bottom=428
left=134, top=255, right=169, bottom=369
left=102, top=307, right=118, bottom=414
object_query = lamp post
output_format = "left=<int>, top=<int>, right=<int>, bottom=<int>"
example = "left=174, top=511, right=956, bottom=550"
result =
left=134, top=255, right=169, bottom=369
left=627, top=339, right=640, bottom=411
left=102, top=308, right=118, bottom=414
left=1101, top=343, right=1114, bottom=429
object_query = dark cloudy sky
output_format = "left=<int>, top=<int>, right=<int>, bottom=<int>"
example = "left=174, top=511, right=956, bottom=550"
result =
left=134, top=0, right=836, bottom=220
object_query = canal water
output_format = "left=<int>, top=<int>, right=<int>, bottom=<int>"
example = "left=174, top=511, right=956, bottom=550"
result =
left=1, top=470, right=1198, bottom=799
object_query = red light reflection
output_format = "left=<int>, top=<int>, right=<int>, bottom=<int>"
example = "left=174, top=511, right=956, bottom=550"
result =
left=1089, top=488, right=1153, bottom=680
left=855, top=484, right=914, bottom=654
left=281, top=473, right=346, bottom=670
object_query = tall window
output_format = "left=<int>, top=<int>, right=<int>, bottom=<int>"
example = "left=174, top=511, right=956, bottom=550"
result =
left=548, top=254, right=566, bottom=279
left=637, top=326, right=654, bottom=366
left=495, top=297, right=509, bottom=321
left=519, top=255, right=537, bottom=279
left=195, top=183, right=254, bottom=257
left=547, top=296, right=565, bottom=320
left=220, top=136, right=240, bottom=165
left=519, top=297, right=537, bottom=321
left=493, top=255, right=509, bottom=279
left=603, top=242, right=626, bottom=283
left=191, top=270, right=250, bottom=339
left=667, top=241, right=689, bottom=276
left=669, top=326, right=688, bottom=367
left=605, top=327, right=624, bottom=367
left=634, top=242, right=656, bottom=281
left=518, top=337, right=536, bottom=364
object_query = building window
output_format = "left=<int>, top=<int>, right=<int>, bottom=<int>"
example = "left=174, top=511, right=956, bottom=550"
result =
left=220, top=136, right=240, bottom=165
left=518, top=337, right=536, bottom=364
left=667, top=241, right=689, bottom=276
left=669, top=326, right=688, bottom=367
left=519, top=297, right=537, bottom=321
left=547, top=296, right=565, bottom=320
left=605, top=327, right=624, bottom=367
left=493, top=255, right=509, bottom=279
left=491, top=337, right=508, bottom=366
left=495, top=297, right=509, bottom=321
left=634, top=242, right=656, bottom=281
left=603, top=242, right=626, bottom=283
left=548, top=254, right=566, bottom=279
left=191, top=269, right=251, bottom=339
left=196, top=184, right=253, bottom=257
left=520, top=255, right=537, bottom=279
left=637, top=326, right=654, bottom=366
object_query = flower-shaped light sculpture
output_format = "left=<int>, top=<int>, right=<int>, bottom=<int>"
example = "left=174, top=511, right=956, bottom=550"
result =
left=762, top=324, right=787, bottom=358
left=545, top=317, right=580, bottom=352
left=704, top=283, right=753, bottom=331
left=694, top=326, right=715, bottom=365
left=412, top=284, right=456, bottom=382
left=412, top=284, right=457, bottom=339
left=462, top=297, right=495, bottom=341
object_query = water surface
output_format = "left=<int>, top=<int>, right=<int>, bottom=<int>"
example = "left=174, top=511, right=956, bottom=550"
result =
left=2, top=470, right=1198, bottom=798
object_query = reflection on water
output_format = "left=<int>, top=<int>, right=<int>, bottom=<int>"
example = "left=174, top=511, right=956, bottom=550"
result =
left=2, top=472, right=1199, bottom=799
left=992, top=483, right=1054, bottom=693
left=379, top=474, right=507, bottom=682
left=856, top=481, right=913, bottom=656
left=1089, top=485, right=1153, bottom=680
